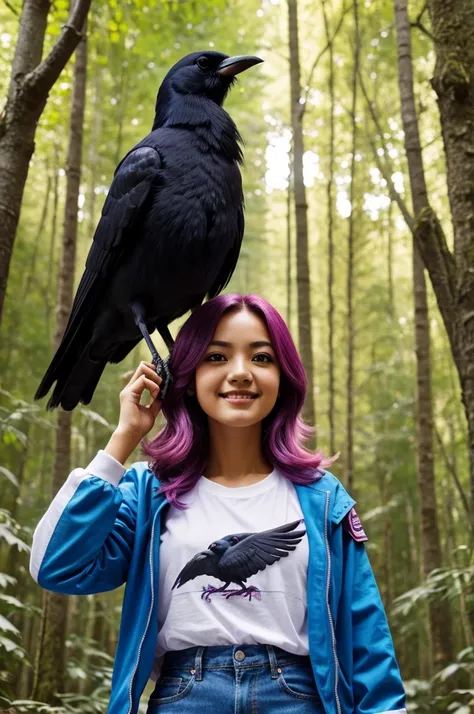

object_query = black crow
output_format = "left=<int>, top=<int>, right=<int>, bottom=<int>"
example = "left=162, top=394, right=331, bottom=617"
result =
left=172, top=519, right=306, bottom=601
left=35, top=51, right=263, bottom=410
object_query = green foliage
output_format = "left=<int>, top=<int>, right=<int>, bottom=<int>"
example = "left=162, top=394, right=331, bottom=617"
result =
left=0, top=0, right=472, bottom=709
left=0, top=564, right=32, bottom=694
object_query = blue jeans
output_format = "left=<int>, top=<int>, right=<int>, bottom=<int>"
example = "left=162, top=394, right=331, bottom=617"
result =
left=147, top=644, right=324, bottom=713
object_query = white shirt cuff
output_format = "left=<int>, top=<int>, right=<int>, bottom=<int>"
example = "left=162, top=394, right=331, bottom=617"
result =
left=86, top=449, right=126, bottom=486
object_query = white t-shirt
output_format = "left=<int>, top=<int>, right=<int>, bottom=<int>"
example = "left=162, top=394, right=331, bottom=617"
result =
left=156, top=468, right=309, bottom=659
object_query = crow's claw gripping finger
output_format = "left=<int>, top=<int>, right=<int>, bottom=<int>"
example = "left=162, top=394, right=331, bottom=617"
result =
left=153, top=354, right=172, bottom=400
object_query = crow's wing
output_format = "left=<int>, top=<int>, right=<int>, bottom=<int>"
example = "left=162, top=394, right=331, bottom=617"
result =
left=60, top=147, right=161, bottom=346
left=207, top=195, right=244, bottom=299
left=172, top=550, right=220, bottom=589
left=219, top=520, right=306, bottom=581
left=35, top=147, right=163, bottom=400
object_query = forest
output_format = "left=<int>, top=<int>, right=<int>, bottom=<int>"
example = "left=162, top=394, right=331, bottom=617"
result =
left=0, top=0, right=473, bottom=711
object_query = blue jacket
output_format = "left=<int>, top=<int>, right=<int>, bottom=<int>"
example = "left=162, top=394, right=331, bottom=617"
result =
left=30, top=450, right=407, bottom=714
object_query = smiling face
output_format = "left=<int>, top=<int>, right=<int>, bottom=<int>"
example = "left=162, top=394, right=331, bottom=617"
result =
left=194, top=308, right=281, bottom=429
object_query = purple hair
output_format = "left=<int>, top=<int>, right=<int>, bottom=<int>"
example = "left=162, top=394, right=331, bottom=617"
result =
left=143, top=294, right=334, bottom=507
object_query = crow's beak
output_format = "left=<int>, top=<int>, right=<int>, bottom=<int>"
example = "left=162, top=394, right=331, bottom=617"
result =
left=217, top=55, right=264, bottom=77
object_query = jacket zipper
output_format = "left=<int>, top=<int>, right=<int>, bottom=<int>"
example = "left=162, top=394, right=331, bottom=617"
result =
left=127, top=506, right=160, bottom=714
left=324, top=489, right=342, bottom=714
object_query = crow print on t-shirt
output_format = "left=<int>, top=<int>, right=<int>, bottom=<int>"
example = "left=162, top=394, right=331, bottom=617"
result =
left=172, top=519, right=306, bottom=602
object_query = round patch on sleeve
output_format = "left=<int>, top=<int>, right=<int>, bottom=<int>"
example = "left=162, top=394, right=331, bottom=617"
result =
left=343, top=507, right=368, bottom=542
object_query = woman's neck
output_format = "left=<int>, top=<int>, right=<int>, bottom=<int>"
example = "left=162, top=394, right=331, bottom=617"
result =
left=204, top=421, right=272, bottom=486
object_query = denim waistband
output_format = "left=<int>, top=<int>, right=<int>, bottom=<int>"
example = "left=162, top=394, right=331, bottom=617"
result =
left=162, top=644, right=311, bottom=681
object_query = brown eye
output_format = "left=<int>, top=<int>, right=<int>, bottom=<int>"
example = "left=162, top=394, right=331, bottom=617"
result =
left=253, top=353, right=273, bottom=363
left=205, top=353, right=226, bottom=362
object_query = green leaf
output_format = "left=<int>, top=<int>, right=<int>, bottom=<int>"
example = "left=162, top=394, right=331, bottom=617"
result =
left=79, top=407, right=114, bottom=430
left=0, top=465, right=19, bottom=487
left=0, top=636, right=27, bottom=658
left=0, top=614, right=20, bottom=634
left=5, top=700, right=63, bottom=712
left=0, top=524, right=30, bottom=553
left=433, top=662, right=462, bottom=681
left=0, top=593, right=29, bottom=610
left=0, top=573, right=17, bottom=589
left=68, top=665, right=87, bottom=679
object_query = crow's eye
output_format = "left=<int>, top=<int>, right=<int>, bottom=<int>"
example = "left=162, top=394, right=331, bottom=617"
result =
left=197, top=56, right=210, bottom=71
left=232, top=537, right=239, bottom=542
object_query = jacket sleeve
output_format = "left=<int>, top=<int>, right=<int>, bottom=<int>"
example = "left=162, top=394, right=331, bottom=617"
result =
left=347, top=532, right=407, bottom=714
left=29, top=450, right=137, bottom=596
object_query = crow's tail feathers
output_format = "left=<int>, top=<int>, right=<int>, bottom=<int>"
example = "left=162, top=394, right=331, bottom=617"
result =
left=35, top=340, right=107, bottom=411
left=35, top=332, right=140, bottom=411
left=35, top=345, right=107, bottom=411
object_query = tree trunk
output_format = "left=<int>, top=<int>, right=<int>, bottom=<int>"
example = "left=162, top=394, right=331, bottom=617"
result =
left=286, top=160, right=292, bottom=329
left=87, top=61, right=103, bottom=238
left=427, top=0, right=474, bottom=516
left=387, top=201, right=395, bottom=319
left=32, top=30, right=87, bottom=704
left=45, top=148, right=60, bottom=337
left=344, top=0, right=359, bottom=492
left=321, top=0, right=336, bottom=457
left=0, top=0, right=91, bottom=326
left=287, top=0, right=316, bottom=439
left=114, top=62, right=130, bottom=166
left=394, top=0, right=454, bottom=669
left=405, top=498, right=430, bottom=679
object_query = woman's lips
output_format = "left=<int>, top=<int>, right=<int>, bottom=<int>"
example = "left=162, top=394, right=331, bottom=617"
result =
left=219, top=393, right=259, bottom=402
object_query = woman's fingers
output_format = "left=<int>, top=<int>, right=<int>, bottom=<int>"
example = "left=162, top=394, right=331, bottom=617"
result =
left=148, top=395, right=162, bottom=417
left=126, top=361, right=162, bottom=389
left=130, top=374, right=160, bottom=400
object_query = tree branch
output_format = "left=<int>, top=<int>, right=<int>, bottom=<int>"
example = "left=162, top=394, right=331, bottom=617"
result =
left=359, top=64, right=459, bottom=361
left=415, top=1, right=428, bottom=25
left=373, top=139, right=415, bottom=231
left=357, top=72, right=415, bottom=229
left=26, top=0, right=92, bottom=98
left=410, top=21, right=434, bottom=42
left=301, top=1, right=351, bottom=111
left=2, top=0, right=19, bottom=16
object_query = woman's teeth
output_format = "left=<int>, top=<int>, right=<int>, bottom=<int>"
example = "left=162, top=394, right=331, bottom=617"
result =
left=223, top=395, right=256, bottom=399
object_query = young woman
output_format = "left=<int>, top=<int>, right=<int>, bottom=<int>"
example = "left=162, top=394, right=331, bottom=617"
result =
left=30, top=294, right=407, bottom=714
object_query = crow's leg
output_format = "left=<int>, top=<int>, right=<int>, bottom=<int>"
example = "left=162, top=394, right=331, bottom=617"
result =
left=130, top=302, right=171, bottom=398
left=155, top=323, right=176, bottom=400
left=225, top=583, right=261, bottom=601
left=201, top=581, right=231, bottom=603
left=157, top=324, right=175, bottom=353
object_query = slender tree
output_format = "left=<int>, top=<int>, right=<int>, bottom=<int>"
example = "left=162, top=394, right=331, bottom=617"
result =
left=345, top=0, right=359, bottom=492
left=425, top=0, right=474, bottom=515
left=360, top=1, right=474, bottom=534
left=45, top=152, right=60, bottom=338
left=286, top=157, right=292, bottom=328
left=287, top=0, right=316, bottom=437
left=394, top=0, right=453, bottom=669
left=0, top=0, right=91, bottom=326
left=32, top=28, right=88, bottom=703
left=386, top=201, right=395, bottom=320
left=21, top=173, right=51, bottom=302
left=321, top=0, right=336, bottom=457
